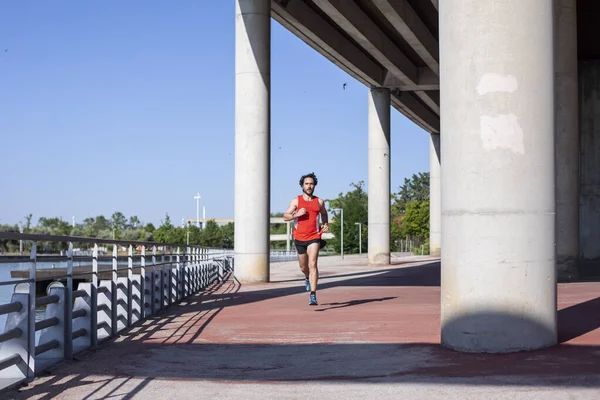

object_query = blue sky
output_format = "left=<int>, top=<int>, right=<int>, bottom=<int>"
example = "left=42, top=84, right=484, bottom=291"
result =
left=0, top=1, right=430, bottom=227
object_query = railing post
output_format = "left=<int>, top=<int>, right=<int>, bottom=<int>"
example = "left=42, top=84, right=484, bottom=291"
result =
left=111, top=244, right=118, bottom=337
left=160, top=247, right=165, bottom=309
left=176, top=247, right=181, bottom=301
left=191, top=247, right=195, bottom=293
left=201, top=248, right=205, bottom=289
left=65, top=242, right=74, bottom=360
left=186, top=246, right=191, bottom=297
left=27, top=242, right=37, bottom=380
left=168, top=247, right=173, bottom=306
left=127, top=245, right=133, bottom=327
left=151, top=246, right=157, bottom=314
left=140, top=246, right=147, bottom=319
left=194, top=247, right=199, bottom=293
left=91, top=244, right=99, bottom=348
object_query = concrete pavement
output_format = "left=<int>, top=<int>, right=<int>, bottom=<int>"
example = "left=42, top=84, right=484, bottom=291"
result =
left=5, top=254, right=600, bottom=399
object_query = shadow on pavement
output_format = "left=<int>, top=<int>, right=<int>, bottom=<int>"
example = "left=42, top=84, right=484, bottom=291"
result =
left=6, top=261, right=600, bottom=398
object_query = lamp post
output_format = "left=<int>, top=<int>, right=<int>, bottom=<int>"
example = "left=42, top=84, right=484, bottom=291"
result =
left=19, top=222, right=23, bottom=255
left=186, top=221, right=190, bottom=245
left=354, top=222, right=361, bottom=255
left=194, top=192, right=201, bottom=228
left=332, top=208, right=344, bottom=259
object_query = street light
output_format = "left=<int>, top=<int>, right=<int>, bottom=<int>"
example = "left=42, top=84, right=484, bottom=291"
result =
left=331, top=208, right=344, bottom=259
left=194, top=192, right=202, bottom=228
left=354, top=222, right=361, bottom=255
left=186, top=221, right=190, bottom=245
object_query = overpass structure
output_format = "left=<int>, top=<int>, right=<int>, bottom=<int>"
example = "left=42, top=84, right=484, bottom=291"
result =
left=234, top=0, right=600, bottom=353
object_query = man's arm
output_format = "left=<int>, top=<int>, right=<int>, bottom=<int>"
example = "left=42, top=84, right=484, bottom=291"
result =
left=319, top=199, right=329, bottom=232
left=283, top=198, right=302, bottom=222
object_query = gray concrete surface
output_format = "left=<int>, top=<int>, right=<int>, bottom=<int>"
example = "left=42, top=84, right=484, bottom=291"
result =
left=555, top=0, right=580, bottom=281
left=368, top=87, right=391, bottom=265
left=234, top=0, right=271, bottom=283
left=439, top=0, right=556, bottom=352
left=579, top=59, right=600, bottom=278
left=429, top=132, right=441, bottom=257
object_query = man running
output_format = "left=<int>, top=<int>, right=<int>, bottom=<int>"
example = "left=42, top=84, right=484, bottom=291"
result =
left=283, top=172, right=329, bottom=306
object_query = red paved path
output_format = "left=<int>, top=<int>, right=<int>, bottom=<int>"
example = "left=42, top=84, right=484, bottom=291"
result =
left=6, top=256, right=600, bottom=399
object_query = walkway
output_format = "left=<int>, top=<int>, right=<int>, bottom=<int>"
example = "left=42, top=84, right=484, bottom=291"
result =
left=6, top=255, right=600, bottom=399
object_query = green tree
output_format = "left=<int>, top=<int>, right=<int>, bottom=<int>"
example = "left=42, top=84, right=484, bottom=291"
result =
left=327, top=181, right=368, bottom=255
left=24, top=214, right=33, bottom=231
left=400, top=198, right=430, bottom=239
left=202, top=220, right=224, bottom=248
left=154, top=214, right=173, bottom=243
left=144, top=223, right=156, bottom=233
left=110, top=212, right=127, bottom=239
left=128, top=215, right=141, bottom=229
left=221, top=222, right=234, bottom=249
left=391, top=172, right=430, bottom=251
left=392, top=172, right=430, bottom=215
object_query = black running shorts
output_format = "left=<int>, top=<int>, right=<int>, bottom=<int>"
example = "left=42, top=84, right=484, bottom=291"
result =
left=294, top=238, right=327, bottom=255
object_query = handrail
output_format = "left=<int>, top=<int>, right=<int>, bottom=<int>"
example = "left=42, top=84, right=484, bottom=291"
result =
left=0, top=328, right=22, bottom=343
left=35, top=340, right=59, bottom=356
left=0, top=231, right=230, bottom=250
left=0, top=354, right=21, bottom=371
left=0, top=302, right=22, bottom=316
left=36, top=295, right=59, bottom=307
left=35, top=317, right=59, bottom=331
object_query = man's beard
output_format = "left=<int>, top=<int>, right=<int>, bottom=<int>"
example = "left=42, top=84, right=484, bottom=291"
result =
left=303, top=188, right=313, bottom=195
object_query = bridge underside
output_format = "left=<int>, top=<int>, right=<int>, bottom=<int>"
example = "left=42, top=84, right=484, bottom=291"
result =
left=272, top=0, right=440, bottom=133
left=235, top=0, right=600, bottom=353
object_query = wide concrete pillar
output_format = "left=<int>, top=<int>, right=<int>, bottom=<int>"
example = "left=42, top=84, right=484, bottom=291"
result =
left=368, top=88, right=391, bottom=265
left=555, top=0, right=579, bottom=281
left=429, top=133, right=441, bottom=257
left=439, top=0, right=556, bottom=352
left=234, top=0, right=270, bottom=283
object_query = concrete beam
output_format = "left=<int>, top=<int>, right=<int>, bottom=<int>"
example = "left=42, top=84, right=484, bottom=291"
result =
left=383, top=68, right=439, bottom=90
left=372, top=0, right=439, bottom=74
left=312, top=0, right=440, bottom=115
left=391, top=91, right=439, bottom=133
left=271, top=1, right=383, bottom=87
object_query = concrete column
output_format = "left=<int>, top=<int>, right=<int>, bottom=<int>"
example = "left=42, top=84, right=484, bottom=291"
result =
left=439, top=0, right=556, bottom=352
left=234, top=0, right=270, bottom=283
left=368, top=87, right=391, bottom=265
left=429, top=133, right=441, bottom=257
left=555, top=0, right=579, bottom=281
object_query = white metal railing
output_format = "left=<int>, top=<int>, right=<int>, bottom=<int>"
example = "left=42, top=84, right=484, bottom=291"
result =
left=269, top=250, right=298, bottom=262
left=0, top=232, right=234, bottom=393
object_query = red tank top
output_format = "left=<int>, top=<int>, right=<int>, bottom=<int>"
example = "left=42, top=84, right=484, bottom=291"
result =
left=293, top=195, right=322, bottom=241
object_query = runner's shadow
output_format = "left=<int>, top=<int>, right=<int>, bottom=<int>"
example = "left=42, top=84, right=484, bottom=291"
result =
left=315, top=296, right=397, bottom=311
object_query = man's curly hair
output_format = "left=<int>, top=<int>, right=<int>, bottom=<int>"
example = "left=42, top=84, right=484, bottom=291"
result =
left=299, top=172, right=318, bottom=187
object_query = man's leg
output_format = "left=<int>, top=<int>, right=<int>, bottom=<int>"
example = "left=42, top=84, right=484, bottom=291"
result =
left=298, top=253, right=309, bottom=278
left=307, top=242, right=320, bottom=305
left=295, top=242, right=310, bottom=291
